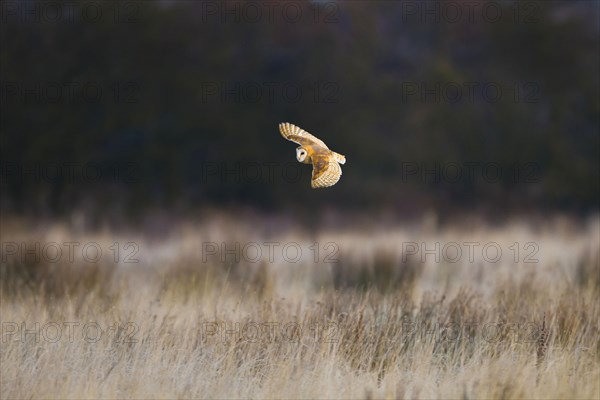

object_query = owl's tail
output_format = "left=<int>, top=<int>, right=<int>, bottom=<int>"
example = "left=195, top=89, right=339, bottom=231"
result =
left=333, top=152, right=346, bottom=165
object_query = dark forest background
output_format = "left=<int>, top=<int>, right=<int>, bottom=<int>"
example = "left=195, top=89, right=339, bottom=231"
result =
left=1, top=0, right=598, bottom=221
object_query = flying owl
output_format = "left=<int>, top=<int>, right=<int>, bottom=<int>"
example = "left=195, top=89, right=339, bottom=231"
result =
left=279, top=122, right=346, bottom=188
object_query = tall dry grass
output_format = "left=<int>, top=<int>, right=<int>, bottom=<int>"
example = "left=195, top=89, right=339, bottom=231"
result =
left=1, top=214, right=599, bottom=399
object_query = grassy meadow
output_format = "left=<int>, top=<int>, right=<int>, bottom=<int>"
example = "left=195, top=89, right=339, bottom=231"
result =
left=1, top=213, right=599, bottom=399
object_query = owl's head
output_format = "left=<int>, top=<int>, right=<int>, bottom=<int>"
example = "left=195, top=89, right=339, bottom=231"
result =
left=296, top=147, right=308, bottom=163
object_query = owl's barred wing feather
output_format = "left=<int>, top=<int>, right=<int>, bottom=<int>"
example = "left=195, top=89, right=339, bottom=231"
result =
left=279, top=122, right=328, bottom=149
left=311, top=155, right=342, bottom=188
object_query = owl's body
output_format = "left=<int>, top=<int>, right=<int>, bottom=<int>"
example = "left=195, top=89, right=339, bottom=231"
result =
left=279, top=122, right=346, bottom=188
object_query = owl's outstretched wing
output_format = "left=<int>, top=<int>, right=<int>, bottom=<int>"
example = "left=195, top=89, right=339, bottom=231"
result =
left=311, top=155, right=342, bottom=188
left=279, top=122, right=328, bottom=149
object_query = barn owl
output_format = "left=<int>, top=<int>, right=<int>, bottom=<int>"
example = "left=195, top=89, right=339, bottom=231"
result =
left=279, top=122, right=346, bottom=188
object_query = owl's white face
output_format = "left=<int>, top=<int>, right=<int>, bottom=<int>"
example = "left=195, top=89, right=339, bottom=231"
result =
left=296, top=147, right=308, bottom=163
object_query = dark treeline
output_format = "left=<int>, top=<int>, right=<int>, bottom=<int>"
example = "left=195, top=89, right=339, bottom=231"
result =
left=1, top=0, right=598, bottom=218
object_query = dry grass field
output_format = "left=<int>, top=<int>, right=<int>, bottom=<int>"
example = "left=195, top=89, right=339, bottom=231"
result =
left=1, top=213, right=599, bottom=399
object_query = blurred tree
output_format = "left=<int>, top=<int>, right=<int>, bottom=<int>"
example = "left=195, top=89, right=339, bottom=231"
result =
left=0, top=0, right=598, bottom=217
